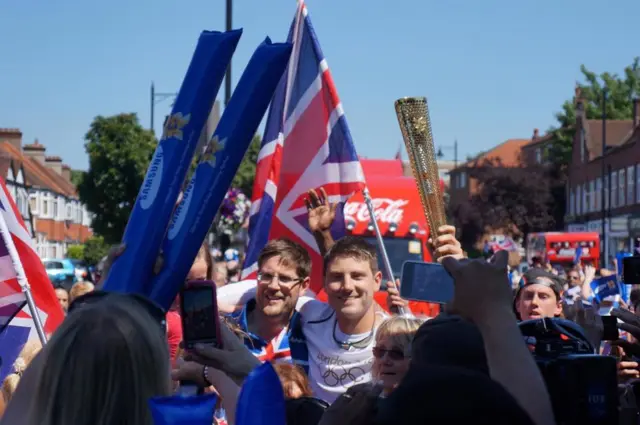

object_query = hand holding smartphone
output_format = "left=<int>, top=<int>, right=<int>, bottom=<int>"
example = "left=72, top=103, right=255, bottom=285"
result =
left=180, top=280, right=223, bottom=350
left=400, top=261, right=454, bottom=304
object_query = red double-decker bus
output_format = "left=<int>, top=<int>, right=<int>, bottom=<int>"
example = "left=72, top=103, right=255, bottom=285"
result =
left=526, top=232, right=600, bottom=269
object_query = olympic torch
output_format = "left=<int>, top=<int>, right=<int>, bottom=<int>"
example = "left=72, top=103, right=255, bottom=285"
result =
left=394, top=97, right=446, bottom=243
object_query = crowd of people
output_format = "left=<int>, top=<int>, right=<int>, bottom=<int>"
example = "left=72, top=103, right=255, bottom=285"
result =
left=2, top=189, right=640, bottom=425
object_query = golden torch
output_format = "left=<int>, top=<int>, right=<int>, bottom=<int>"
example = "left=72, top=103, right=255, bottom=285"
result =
left=394, top=97, right=446, bottom=236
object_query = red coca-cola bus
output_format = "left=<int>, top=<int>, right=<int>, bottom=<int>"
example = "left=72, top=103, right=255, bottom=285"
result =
left=526, top=232, right=600, bottom=269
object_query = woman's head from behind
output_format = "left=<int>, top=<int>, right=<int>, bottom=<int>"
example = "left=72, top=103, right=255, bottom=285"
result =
left=372, top=316, right=423, bottom=395
left=28, top=295, right=171, bottom=425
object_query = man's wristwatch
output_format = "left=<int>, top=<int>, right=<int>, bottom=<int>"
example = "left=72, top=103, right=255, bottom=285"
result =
left=202, top=366, right=213, bottom=387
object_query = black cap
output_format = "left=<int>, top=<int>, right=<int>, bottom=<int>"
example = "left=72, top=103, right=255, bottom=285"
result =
left=516, top=268, right=564, bottom=299
left=411, top=313, right=488, bottom=375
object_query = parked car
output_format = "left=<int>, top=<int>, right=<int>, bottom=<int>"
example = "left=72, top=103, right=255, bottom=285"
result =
left=69, top=259, right=93, bottom=283
left=43, top=258, right=77, bottom=291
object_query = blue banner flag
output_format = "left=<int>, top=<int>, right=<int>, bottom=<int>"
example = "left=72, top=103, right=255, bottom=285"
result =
left=149, top=37, right=292, bottom=309
left=573, top=246, right=583, bottom=265
left=103, top=30, right=242, bottom=295
left=149, top=392, right=218, bottom=425
left=590, top=275, right=621, bottom=304
left=236, top=362, right=286, bottom=425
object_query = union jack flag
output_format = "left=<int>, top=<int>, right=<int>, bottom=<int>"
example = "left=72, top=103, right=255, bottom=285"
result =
left=0, top=177, right=63, bottom=380
left=242, top=1, right=366, bottom=292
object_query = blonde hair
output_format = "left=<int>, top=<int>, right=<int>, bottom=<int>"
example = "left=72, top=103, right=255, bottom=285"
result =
left=69, top=281, right=95, bottom=303
left=26, top=295, right=171, bottom=425
left=1, top=339, right=42, bottom=404
left=375, top=315, right=424, bottom=355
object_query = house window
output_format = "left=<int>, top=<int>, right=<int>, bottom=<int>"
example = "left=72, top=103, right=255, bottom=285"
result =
left=619, top=169, right=626, bottom=206
left=535, top=148, right=542, bottom=164
left=596, top=178, right=602, bottom=211
left=66, top=204, right=72, bottom=220
left=611, top=171, right=618, bottom=209
left=459, top=172, right=467, bottom=188
left=576, top=185, right=582, bottom=215
left=29, top=193, right=38, bottom=214
left=585, top=182, right=591, bottom=213
left=628, top=166, right=635, bottom=204
left=590, top=180, right=596, bottom=212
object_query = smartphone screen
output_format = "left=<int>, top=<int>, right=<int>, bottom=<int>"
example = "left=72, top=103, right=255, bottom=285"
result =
left=623, top=256, right=640, bottom=285
left=400, top=261, right=454, bottom=304
left=601, top=315, right=620, bottom=342
left=180, top=283, right=221, bottom=349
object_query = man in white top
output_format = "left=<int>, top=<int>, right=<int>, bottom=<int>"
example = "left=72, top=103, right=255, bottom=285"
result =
left=217, top=229, right=463, bottom=403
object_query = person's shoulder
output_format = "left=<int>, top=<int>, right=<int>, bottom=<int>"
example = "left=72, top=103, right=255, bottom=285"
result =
left=300, top=299, right=333, bottom=324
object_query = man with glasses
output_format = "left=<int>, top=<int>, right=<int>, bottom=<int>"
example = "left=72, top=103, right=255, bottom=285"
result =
left=226, top=238, right=312, bottom=370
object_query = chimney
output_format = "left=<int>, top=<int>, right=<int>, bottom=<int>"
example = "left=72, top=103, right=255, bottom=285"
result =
left=23, top=139, right=46, bottom=164
left=532, top=128, right=539, bottom=140
left=61, top=164, right=72, bottom=181
left=0, top=128, right=23, bottom=151
left=634, top=98, right=639, bottom=128
left=45, top=156, right=63, bottom=175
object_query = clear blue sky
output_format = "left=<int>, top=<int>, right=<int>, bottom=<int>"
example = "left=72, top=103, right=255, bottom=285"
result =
left=1, top=0, right=638, bottom=170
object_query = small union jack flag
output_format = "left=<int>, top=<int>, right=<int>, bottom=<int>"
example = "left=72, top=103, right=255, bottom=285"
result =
left=0, top=177, right=63, bottom=380
left=242, top=0, right=366, bottom=292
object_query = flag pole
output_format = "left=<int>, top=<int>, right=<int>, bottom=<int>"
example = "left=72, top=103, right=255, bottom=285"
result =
left=363, top=187, right=406, bottom=316
left=0, top=213, right=47, bottom=345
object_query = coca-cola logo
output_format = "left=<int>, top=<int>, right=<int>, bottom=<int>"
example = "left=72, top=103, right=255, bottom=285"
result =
left=344, top=198, right=409, bottom=223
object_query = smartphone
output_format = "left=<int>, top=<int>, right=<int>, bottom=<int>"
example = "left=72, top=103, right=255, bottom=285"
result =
left=601, top=315, right=620, bottom=342
left=623, top=256, right=640, bottom=285
left=400, top=261, right=454, bottom=304
left=180, top=280, right=223, bottom=350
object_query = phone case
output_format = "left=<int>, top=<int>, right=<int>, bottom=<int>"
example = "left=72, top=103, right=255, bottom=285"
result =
left=179, top=280, right=223, bottom=350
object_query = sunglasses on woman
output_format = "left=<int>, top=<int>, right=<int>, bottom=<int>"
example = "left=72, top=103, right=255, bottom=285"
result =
left=68, top=290, right=167, bottom=332
left=372, top=346, right=406, bottom=361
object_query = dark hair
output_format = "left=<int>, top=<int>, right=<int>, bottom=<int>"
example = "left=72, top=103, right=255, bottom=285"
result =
left=258, top=238, right=311, bottom=279
left=323, top=236, right=378, bottom=274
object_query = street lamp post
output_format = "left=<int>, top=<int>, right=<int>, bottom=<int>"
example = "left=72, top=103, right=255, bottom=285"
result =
left=436, top=139, right=459, bottom=167
left=225, top=0, right=232, bottom=106
left=150, top=82, right=178, bottom=133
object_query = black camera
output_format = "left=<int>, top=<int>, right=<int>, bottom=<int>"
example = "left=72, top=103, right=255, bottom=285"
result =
left=519, top=317, right=619, bottom=425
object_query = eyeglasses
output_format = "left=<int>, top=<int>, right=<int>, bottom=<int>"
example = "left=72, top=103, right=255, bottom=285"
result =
left=68, top=290, right=167, bottom=331
left=569, top=275, right=580, bottom=281
left=372, top=346, right=406, bottom=361
left=257, top=272, right=302, bottom=286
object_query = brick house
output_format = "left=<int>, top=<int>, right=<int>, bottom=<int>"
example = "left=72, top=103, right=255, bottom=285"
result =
left=0, top=128, right=92, bottom=259
left=520, top=128, right=555, bottom=166
left=447, top=138, right=531, bottom=207
left=564, top=87, right=640, bottom=266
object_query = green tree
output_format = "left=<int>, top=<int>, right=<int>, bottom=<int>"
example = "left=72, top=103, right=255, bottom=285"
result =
left=66, top=244, right=84, bottom=260
left=82, top=235, right=110, bottom=266
left=232, top=134, right=261, bottom=197
left=548, top=57, right=640, bottom=168
left=70, top=170, right=85, bottom=187
left=78, top=114, right=157, bottom=243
